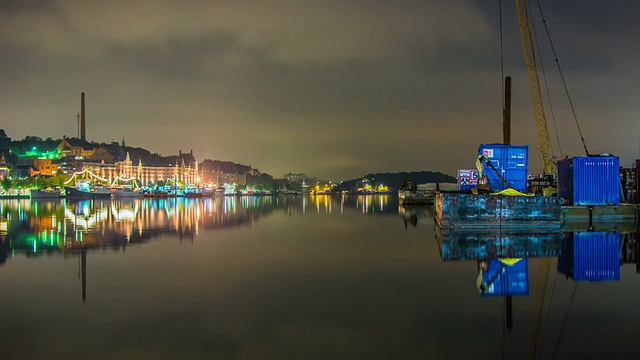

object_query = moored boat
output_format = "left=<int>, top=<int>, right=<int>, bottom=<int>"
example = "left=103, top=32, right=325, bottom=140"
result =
left=65, top=181, right=112, bottom=199
left=183, top=185, right=203, bottom=198
left=0, top=190, right=30, bottom=199
left=65, top=186, right=93, bottom=199
left=31, top=188, right=65, bottom=199
left=111, top=187, right=140, bottom=198
left=92, top=186, right=112, bottom=199
left=201, top=187, right=216, bottom=197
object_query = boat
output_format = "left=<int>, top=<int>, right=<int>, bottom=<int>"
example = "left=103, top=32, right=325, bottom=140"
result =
left=201, top=187, right=216, bottom=197
left=0, top=190, right=30, bottom=199
left=65, top=186, right=92, bottom=199
left=183, top=185, right=203, bottom=198
left=111, top=186, right=140, bottom=198
left=65, top=181, right=112, bottom=199
left=30, top=188, right=64, bottom=199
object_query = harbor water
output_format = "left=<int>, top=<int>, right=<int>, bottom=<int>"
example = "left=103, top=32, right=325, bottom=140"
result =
left=0, top=195, right=639, bottom=359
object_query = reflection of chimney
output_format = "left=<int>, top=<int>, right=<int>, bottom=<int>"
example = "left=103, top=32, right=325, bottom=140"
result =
left=81, top=92, right=86, bottom=140
left=81, top=250, right=87, bottom=302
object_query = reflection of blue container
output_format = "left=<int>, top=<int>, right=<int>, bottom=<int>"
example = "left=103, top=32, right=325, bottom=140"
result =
left=478, top=258, right=529, bottom=296
left=479, top=144, right=528, bottom=192
left=557, top=156, right=620, bottom=205
left=558, top=232, right=620, bottom=281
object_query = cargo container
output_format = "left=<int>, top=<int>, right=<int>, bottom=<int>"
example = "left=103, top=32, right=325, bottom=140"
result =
left=478, top=144, right=528, bottom=192
left=557, top=156, right=620, bottom=206
left=557, top=231, right=620, bottom=281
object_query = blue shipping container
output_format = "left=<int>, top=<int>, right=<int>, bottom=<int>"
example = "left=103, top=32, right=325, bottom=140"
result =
left=478, top=144, right=528, bottom=192
left=478, top=258, right=529, bottom=297
left=557, top=231, right=620, bottom=281
left=557, top=156, right=620, bottom=205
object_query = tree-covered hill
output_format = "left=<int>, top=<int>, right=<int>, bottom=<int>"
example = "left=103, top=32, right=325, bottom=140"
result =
left=337, top=171, right=456, bottom=191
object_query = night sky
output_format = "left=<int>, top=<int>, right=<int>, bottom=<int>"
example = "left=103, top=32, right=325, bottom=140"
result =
left=1, top=0, right=638, bottom=181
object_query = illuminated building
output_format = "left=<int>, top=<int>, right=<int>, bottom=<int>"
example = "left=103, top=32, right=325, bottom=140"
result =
left=115, top=153, right=199, bottom=186
left=32, top=158, right=60, bottom=176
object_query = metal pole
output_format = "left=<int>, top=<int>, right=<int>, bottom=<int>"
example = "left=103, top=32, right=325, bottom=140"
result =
left=503, top=76, right=512, bottom=145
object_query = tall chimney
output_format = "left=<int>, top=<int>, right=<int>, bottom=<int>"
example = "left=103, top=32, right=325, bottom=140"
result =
left=81, top=92, right=86, bottom=140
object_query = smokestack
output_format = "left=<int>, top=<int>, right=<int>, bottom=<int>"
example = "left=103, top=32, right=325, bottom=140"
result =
left=81, top=92, right=86, bottom=140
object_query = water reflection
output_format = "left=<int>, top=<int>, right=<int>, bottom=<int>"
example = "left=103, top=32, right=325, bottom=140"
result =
left=0, top=195, right=405, bottom=261
left=0, top=197, right=275, bottom=258
left=1, top=196, right=639, bottom=358
left=308, top=194, right=397, bottom=215
left=558, top=231, right=622, bottom=281
left=477, top=258, right=529, bottom=296
left=437, top=228, right=563, bottom=260
left=436, top=224, right=639, bottom=357
left=436, top=227, right=639, bottom=282
left=398, top=205, right=434, bottom=229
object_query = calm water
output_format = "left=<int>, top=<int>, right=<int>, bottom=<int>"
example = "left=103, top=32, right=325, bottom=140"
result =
left=0, top=195, right=638, bottom=360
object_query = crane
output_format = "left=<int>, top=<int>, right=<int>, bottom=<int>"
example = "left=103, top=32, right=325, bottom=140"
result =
left=515, top=0, right=555, bottom=177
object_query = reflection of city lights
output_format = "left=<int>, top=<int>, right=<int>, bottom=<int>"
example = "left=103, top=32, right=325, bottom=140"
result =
left=65, top=205, right=109, bottom=230
left=111, top=202, right=139, bottom=222
left=3, top=195, right=395, bottom=259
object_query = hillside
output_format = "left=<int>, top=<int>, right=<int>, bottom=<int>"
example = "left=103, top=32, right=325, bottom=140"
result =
left=338, top=171, right=456, bottom=191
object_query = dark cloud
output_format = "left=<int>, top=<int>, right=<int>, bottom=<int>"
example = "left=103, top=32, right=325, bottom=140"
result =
left=1, top=0, right=638, bottom=180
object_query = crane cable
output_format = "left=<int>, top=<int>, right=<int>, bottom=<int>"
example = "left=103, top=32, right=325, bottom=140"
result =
left=539, top=261, right=560, bottom=357
left=533, top=0, right=590, bottom=156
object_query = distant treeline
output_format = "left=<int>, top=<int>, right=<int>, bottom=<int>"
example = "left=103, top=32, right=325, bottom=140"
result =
left=338, top=171, right=456, bottom=191
left=4, top=135, right=456, bottom=189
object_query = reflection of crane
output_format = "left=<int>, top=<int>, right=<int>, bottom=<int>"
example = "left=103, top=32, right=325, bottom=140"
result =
left=525, top=257, right=550, bottom=359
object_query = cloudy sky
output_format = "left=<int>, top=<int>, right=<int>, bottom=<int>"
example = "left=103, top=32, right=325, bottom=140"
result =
left=1, top=0, right=638, bottom=181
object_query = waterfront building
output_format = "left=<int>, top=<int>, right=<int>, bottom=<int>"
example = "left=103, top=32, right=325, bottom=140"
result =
left=57, top=136, right=122, bottom=163
left=115, top=153, right=199, bottom=187
left=57, top=136, right=95, bottom=159
left=72, top=153, right=199, bottom=187
left=54, top=137, right=202, bottom=186
left=32, top=159, right=61, bottom=176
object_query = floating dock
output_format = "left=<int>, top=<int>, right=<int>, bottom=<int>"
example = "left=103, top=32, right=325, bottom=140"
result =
left=561, top=205, right=639, bottom=223
left=399, top=182, right=458, bottom=205
left=435, top=192, right=564, bottom=229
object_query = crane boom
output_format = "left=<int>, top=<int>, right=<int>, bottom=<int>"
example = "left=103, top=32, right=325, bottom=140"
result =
left=515, top=0, right=554, bottom=175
